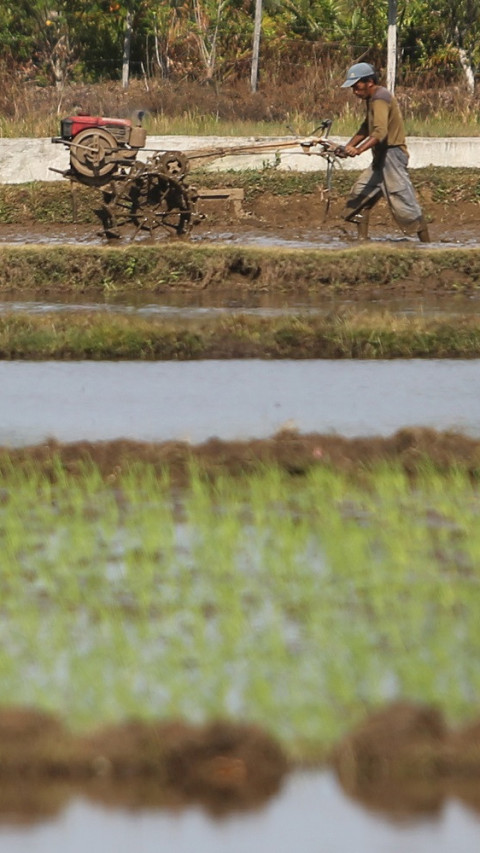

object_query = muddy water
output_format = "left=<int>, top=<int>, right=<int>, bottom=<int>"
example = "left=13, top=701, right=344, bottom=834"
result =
left=1, top=771, right=479, bottom=853
left=1, top=222, right=480, bottom=249
left=2, top=289, right=480, bottom=317
left=1, top=359, right=479, bottom=446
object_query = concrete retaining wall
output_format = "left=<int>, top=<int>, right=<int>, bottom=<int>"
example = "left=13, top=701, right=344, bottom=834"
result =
left=0, top=135, right=478, bottom=184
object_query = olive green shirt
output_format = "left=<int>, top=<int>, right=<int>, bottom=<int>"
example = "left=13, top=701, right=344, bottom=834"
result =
left=357, top=87, right=408, bottom=164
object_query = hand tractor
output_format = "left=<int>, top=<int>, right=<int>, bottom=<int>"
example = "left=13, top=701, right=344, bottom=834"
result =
left=52, top=114, right=343, bottom=240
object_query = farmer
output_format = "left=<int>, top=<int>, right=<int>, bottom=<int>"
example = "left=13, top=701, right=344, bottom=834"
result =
left=337, top=62, right=430, bottom=242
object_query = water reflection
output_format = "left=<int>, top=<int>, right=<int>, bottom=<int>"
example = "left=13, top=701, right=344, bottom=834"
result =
left=0, top=772, right=479, bottom=853
left=1, top=290, right=480, bottom=317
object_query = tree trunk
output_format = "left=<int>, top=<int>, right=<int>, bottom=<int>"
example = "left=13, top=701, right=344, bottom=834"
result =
left=458, top=47, right=475, bottom=94
left=122, top=9, right=134, bottom=90
left=251, top=0, right=262, bottom=92
left=153, top=26, right=168, bottom=78
left=386, top=0, right=397, bottom=93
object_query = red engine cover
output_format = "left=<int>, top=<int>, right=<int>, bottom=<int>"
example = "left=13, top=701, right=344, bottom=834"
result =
left=61, top=115, right=132, bottom=139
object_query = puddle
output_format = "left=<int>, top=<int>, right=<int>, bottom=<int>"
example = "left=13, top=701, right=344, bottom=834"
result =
left=193, top=228, right=480, bottom=251
left=1, top=359, right=479, bottom=446
left=0, top=771, right=479, bottom=853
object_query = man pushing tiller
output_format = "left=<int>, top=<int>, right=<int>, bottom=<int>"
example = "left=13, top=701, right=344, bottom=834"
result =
left=336, top=62, right=430, bottom=242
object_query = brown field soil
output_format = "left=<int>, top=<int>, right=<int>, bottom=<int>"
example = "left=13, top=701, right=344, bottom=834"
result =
left=210, top=188, right=480, bottom=248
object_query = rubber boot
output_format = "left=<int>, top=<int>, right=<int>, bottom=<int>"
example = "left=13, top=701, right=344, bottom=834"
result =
left=416, top=216, right=430, bottom=243
left=356, top=210, right=370, bottom=241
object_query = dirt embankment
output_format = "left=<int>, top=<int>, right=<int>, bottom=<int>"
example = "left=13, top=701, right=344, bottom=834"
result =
left=2, top=428, right=479, bottom=485
left=332, top=701, right=480, bottom=818
left=1, top=240, right=480, bottom=300
left=3, top=310, right=480, bottom=359
left=2, top=700, right=480, bottom=823
left=0, top=711, right=287, bottom=820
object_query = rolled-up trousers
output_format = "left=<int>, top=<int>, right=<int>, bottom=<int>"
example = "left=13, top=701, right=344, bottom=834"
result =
left=343, top=147, right=423, bottom=230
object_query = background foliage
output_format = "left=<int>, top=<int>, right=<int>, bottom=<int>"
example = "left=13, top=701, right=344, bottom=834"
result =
left=0, top=1, right=479, bottom=87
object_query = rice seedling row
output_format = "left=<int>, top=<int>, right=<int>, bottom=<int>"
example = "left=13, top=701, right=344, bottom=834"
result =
left=2, top=462, right=479, bottom=760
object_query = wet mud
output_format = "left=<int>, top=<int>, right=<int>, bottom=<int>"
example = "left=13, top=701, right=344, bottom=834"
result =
left=0, top=711, right=287, bottom=822
left=206, top=192, right=480, bottom=251
left=0, top=189, right=479, bottom=251
left=333, top=702, right=480, bottom=819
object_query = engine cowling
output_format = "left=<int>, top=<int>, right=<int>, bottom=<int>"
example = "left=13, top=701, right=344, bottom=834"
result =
left=53, top=114, right=147, bottom=182
left=59, top=115, right=146, bottom=147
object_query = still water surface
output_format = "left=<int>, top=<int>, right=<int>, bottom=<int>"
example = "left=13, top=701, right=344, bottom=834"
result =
left=1, top=772, right=479, bottom=853
left=1, top=291, right=480, bottom=317
left=1, top=359, right=479, bottom=446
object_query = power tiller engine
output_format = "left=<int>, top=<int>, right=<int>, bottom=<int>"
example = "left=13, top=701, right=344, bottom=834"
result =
left=52, top=113, right=147, bottom=181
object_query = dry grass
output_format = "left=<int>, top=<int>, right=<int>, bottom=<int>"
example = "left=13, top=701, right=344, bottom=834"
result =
left=1, top=69, right=480, bottom=138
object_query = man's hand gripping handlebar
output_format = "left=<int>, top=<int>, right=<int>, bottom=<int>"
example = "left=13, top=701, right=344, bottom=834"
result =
left=299, top=138, right=348, bottom=158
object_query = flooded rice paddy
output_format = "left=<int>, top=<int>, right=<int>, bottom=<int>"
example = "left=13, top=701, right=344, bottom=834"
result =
left=2, top=457, right=480, bottom=848
left=1, top=358, right=479, bottom=446
left=4, top=461, right=480, bottom=730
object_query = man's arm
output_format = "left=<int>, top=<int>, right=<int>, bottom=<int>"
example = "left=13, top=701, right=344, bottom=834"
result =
left=344, top=134, right=377, bottom=157
left=344, top=100, right=389, bottom=157
left=342, top=117, right=369, bottom=156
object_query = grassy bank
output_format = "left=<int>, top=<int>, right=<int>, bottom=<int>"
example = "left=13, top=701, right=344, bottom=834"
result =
left=1, top=243, right=480, bottom=297
left=2, top=309, right=480, bottom=359
left=1, top=454, right=480, bottom=759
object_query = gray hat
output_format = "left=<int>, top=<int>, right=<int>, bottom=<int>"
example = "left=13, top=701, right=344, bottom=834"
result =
left=341, top=62, right=376, bottom=87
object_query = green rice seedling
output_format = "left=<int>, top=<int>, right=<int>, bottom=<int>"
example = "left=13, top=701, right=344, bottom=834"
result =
left=2, top=460, right=480, bottom=754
